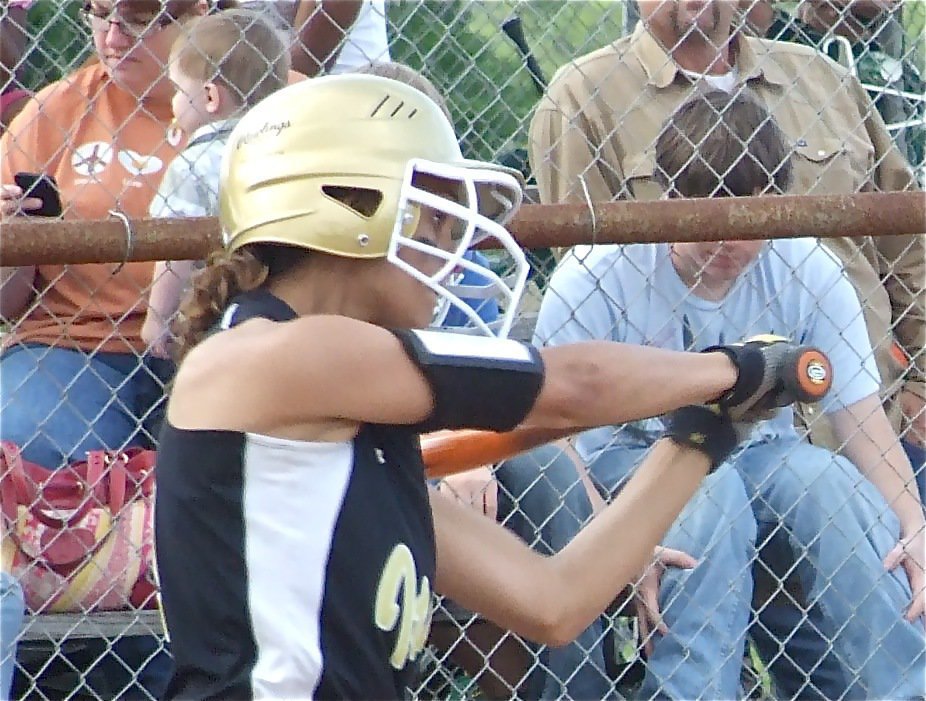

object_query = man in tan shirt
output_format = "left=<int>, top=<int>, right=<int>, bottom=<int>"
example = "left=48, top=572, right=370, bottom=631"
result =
left=529, top=0, right=924, bottom=697
left=529, top=0, right=924, bottom=444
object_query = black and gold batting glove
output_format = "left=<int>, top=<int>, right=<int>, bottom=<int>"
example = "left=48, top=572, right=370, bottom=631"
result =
left=661, top=336, right=788, bottom=471
left=663, top=404, right=739, bottom=471
left=665, top=336, right=832, bottom=471
left=705, top=334, right=800, bottom=421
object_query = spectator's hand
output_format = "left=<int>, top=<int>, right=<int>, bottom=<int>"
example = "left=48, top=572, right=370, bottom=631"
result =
left=883, top=528, right=926, bottom=623
left=437, top=466, right=498, bottom=520
left=738, top=0, right=775, bottom=36
left=142, top=315, right=172, bottom=360
left=633, top=546, right=698, bottom=656
left=900, top=388, right=926, bottom=449
left=0, top=184, right=42, bottom=218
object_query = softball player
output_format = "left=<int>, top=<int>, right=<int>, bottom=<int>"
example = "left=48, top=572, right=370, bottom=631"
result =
left=154, top=74, right=815, bottom=700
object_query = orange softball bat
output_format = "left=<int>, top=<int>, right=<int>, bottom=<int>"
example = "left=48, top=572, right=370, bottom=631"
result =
left=421, top=426, right=578, bottom=480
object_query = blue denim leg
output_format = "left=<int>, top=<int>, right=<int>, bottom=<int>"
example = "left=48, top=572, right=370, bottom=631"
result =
left=0, top=574, right=24, bottom=701
left=735, top=438, right=926, bottom=699
left=902, top=439, right=926, bottom=505
left=589, top=446, right=757, bottom=700
left=495, top=445, right=614, bottom=700
left=0, top=344, right=169, bottom=468
left=750, top=597, right=855, bottom=700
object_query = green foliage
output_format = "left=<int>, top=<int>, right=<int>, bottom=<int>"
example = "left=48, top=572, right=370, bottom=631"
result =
left=388, top=1, right=623, bottom=165
left=904, top=0, right=925, bottom=73
left=21, top=0, right=90, bottom=91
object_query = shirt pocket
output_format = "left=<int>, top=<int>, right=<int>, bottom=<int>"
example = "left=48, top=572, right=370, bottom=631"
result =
left=786, top=134, right=873, bottom=195
left=619, top=151, right=664, bottom=201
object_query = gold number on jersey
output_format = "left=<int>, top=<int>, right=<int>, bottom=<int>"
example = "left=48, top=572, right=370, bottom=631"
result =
left=373, top=543, right=432, bottom=669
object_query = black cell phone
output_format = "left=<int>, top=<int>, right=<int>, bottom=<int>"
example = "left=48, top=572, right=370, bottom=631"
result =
left=13, top=172, right=63, bottom=217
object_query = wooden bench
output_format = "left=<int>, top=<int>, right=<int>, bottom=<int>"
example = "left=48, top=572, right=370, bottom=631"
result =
left=13, top=610, right=168, bottom=701
left=20, top=610, right=164, bottom=642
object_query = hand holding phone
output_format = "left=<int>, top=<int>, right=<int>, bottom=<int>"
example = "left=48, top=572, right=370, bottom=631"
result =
left=12, top=172, right=63, bottom=217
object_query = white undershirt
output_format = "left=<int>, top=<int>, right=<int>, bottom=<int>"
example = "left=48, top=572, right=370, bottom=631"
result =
left=679, top=65, right=740, bottom=93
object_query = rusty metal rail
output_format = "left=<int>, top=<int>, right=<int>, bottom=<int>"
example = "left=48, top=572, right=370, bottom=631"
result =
left=509, top=191, right=926, bottom=249
left=1, top=191, right=923, bottom=266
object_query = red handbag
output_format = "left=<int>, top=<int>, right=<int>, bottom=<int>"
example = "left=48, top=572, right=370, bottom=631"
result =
left=0, top=441, right=157, bottom=613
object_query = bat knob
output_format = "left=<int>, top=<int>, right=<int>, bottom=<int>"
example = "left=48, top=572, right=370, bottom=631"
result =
left=781, top=346, right=832, bottom=403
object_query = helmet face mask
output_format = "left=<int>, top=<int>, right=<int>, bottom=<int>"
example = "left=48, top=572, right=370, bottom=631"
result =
left=386, top=158, right=529, bottom=339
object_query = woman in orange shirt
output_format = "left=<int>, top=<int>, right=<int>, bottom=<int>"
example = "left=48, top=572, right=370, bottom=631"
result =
left=0, top=0, right=213, bottom=471
left=0, top=1, right=225, bottom=697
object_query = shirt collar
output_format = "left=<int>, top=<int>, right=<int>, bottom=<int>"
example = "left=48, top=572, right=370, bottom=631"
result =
left=630, top=23, right=791, bottom=89
left=188, top=118, right=240, bottom=144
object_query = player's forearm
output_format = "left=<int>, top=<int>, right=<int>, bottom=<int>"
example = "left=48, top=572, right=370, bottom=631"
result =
left=431, top=438, right=711, bottom=648
left=542, top=439, right=710, bottom=645
left=530, top=342, right=737, bottom=431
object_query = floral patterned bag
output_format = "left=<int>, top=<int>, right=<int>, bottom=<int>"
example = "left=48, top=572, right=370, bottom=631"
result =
left=0, top=441, right=157, bottom=613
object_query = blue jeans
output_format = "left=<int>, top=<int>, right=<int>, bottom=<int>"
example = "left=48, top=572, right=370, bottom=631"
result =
left=0, top=574, right=23, bottom=701
left=0, top=344, right=173, bottom=468
left=588, top=437, right=926, bottom=700
left=495, top=445, right=615, bottom=700
left=742, top=439, right=926, bottom=700
left=589, top=446, right=757, bottom=700
left=902, top=438, right=926, bottom=504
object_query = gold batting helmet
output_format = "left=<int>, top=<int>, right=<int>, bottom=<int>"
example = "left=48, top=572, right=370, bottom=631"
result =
left=221, top=74, right=523, bottom=257
left=220, top=74, right=530, bottom=338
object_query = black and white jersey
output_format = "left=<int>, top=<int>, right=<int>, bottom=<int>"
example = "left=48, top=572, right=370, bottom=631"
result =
left=155, top=289, right=544, bottom=700
left=156, top=291, right=436, bottom=699
left=156, top=421, right=435, bottom=700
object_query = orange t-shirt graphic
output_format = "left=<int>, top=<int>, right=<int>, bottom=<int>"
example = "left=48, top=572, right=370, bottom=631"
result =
left=1, top=63, right=185, bottom=354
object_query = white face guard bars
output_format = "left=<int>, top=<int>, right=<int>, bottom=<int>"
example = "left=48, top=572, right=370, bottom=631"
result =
left=387, top=159, right=529, bottom=339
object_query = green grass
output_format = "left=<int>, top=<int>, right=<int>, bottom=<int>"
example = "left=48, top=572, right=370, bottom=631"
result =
left=904, top=1, right=926, bottom=71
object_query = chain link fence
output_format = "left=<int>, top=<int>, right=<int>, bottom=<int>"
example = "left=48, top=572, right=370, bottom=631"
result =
left=1, top=0, right=924, bottom=699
